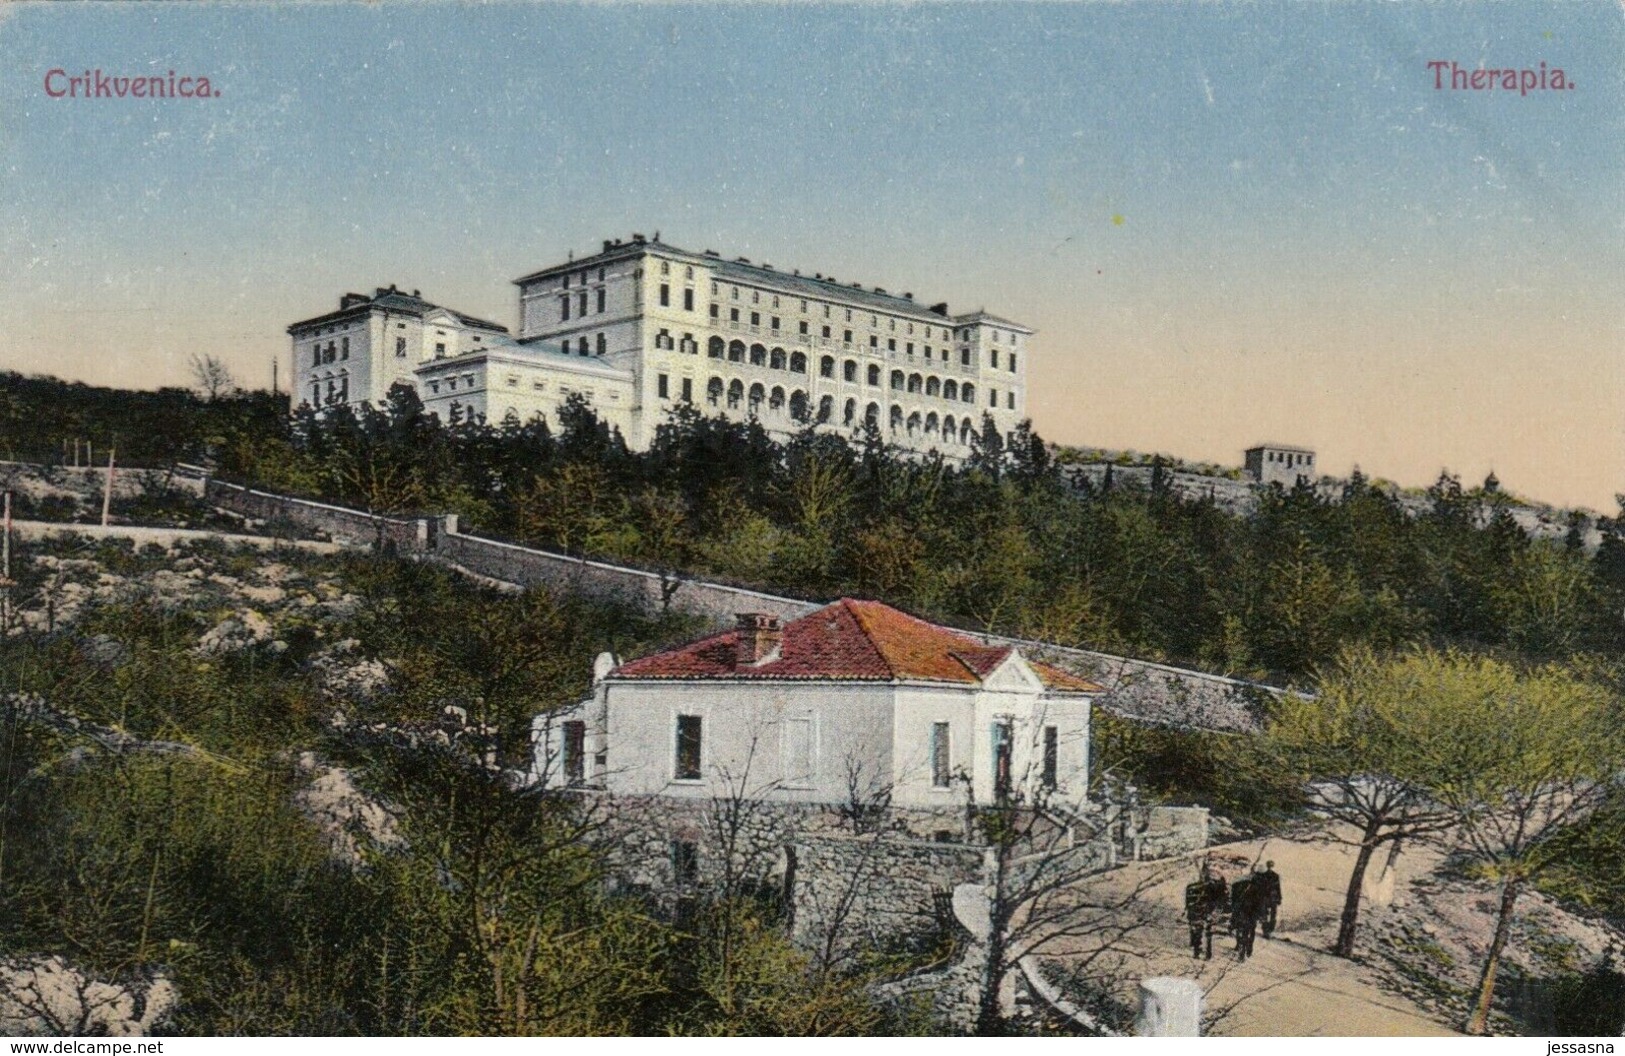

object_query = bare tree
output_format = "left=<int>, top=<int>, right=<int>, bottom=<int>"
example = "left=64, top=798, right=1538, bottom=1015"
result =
left=188, top=354, right=237, bottom=402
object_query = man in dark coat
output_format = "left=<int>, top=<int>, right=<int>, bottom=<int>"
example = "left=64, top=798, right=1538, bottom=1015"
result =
left=1260, top=860, right=1283, bottom=938
left=1230, top=871, right=1259, bottom=961
left=1184, top=859, right=1227, bottom=960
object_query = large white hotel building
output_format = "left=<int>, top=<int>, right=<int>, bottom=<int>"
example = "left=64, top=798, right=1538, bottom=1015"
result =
left=288, top=234, right=1032, bottom=456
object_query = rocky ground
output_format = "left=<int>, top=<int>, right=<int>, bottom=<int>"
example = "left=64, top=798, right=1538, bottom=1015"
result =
left=0, top=537, right=411, bottom=1034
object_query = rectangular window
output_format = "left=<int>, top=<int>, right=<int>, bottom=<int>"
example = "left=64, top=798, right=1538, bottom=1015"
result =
left=961, top=347, right=971, bottom=366
left=990, top=388, right=998, bottom=408
left=888, top=339, right=896, bottom=351
left=658, top=373, right=669, bottom=399
left=1010, top=353, right=1018, bottom=373
left=730, top=308, right=740, bottom=323
left=560, top=296, right=570, bottom=321
left=1042, top=726, right=1058, bottom=789
left=710, top=304, right=719, bottom=319
left=770, top=316, right=780, bottom=331
left=782, top=717, right=814, bottom=785
left=992, top=349, right=1000, bottom=369
left=799, top=321, right=809, bottom=335
left=681, top=377, right=693, bottom=402
left=992, top=721, right=1013, bottom=799
left=683, top=288, right=694, bottom=311
left=395, top=336, right=406, bottom=358
left=578, top=291, right=588, bottom=316
left=750, top=311, right=760, bottom=327
left=1008, top=392, right=1015, bottom=410
left=340, top=336, right=349, bottom=359
left=675, top=715, right=702, bottom=780
left=597, top=288, right=606, bottom=313
left=659, top=283, right=670, bottom=307
left=931, top=722, right=951, bottom=787
left=435, top=342, right=446, bottom=358
left=563, top=720, right=586, bottom=784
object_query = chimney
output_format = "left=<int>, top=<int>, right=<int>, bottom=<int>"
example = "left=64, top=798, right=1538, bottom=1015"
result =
left=603, top=240, right=613, bottom=253
left=735, top=613, right=783, bottom=666
left=929, top=302, right=949, bottom=317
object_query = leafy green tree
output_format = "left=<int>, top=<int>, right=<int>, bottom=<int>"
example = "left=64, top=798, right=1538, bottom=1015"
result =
left=1269, top=647, right=1460, bottom=957
left=1404, top=654, right=1623, bottom=1035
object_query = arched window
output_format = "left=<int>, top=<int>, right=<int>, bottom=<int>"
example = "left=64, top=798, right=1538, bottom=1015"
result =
left=926, top=376, right=941, bottom=398
left=906, top=411, right=921, bottom=436
left=727, top=379, right=744, bottom=409
left=770, top=347, right=786, bottom=370
left=789, top=390, right=808, bottom=420
left=962, top=416, right=974, bottom=438
left=962, top=383, right=975, bottom=404
left=890, top=370, right=904, bottom=391
left=818, top=395, right=833, bottom=422
left=942, top=417, right=957, bottom=444
left=708, top=336, right=725, bottom=359
left=867, top=364, right=881, bottom=386
left=769, top=385, right=786, bottom=412
left=748, top=382, right=765, bottom=414
left=864, top=402, right=880, bottom=427
left=889, top=405, right=904, bottom=431
left=707, top=377, right=723, bottom=406
left=819, top=355, right=835, bottom=378
left=789, top=351, right=807, bottom=374
left=843, top=359, right=858, bottom=383
left=907, top=373, right=922, bottom=394
left=925, top=412, right=939, bottom=435
left=728, top=340, right=746, bottom=363
left=843, top=398, right=856, bottom=425
left=578, top=337, right=589, bottom=356
left=750, top=343, right=767, bottom=366
left=944, top=379, right=958, bottom=401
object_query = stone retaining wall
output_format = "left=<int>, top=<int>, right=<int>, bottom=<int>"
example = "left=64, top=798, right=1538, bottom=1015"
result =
left=203, top=477, right=1277, bottom=732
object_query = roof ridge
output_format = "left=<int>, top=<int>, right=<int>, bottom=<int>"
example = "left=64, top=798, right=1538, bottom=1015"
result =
left=836, top=598, right=900, bottom=680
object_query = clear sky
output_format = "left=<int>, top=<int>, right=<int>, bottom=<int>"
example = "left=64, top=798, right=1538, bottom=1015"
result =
left=1, top=2, right=1620, bottom=510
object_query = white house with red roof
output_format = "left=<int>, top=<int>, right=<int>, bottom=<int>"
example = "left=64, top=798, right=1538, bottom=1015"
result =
left=533, top=599, right=1101, bottom=810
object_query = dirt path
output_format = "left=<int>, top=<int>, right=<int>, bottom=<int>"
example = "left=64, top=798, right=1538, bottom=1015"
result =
left=1050, top=828, right=1462, bottom=1036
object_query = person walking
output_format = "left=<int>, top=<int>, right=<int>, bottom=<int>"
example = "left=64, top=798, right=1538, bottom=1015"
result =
left=1260, top=860, right=1282, bottom=938
left=1231, top=871, right=1259, bottom=961
left=1184, top=859, right=1227, bottom=960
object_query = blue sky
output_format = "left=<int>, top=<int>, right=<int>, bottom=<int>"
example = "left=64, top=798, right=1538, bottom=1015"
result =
left=1, top=2, right=1620, bottom=509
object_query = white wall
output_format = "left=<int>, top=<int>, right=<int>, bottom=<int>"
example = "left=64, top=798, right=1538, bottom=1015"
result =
left=598, top=680, right=897, bottom=805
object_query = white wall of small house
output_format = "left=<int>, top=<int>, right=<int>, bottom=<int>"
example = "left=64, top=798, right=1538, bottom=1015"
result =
left=593, top=680, right=898, bottom=804
left=531, top=674, right=1090, bottom=812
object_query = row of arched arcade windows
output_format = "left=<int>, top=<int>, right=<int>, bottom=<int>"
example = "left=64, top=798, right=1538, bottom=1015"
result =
left=698, top=376, right=980, bottom=445
left=706, top=337, right=808, bottom=374
left=699, top=339, right=982, bottom=407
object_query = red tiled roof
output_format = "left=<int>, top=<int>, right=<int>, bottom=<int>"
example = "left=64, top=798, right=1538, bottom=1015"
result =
left=610, top=598, right=1102, bottom=693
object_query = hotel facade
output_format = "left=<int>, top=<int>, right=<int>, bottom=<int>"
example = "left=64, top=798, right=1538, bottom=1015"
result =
left=289, top=234, right=1033, bottom=456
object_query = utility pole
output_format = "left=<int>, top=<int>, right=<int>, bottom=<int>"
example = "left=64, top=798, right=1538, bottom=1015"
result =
left=101, top=447, right=116, bottom=527
left=272, top=358, right=279, bottom=395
